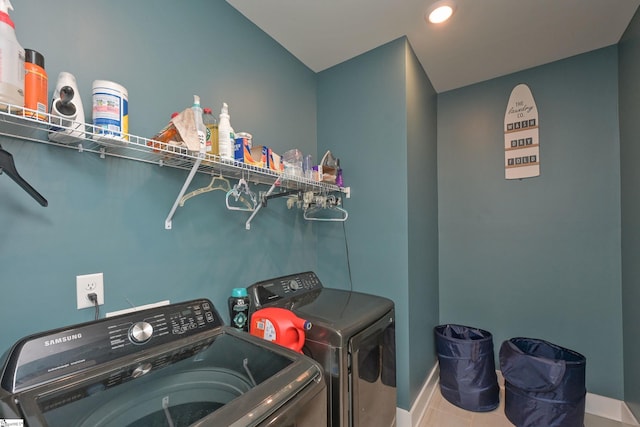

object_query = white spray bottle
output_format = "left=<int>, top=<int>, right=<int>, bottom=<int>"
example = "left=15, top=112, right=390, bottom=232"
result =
left=218, top=103, right=235, bottom=160
left=0, top=0, right=25, bottom=108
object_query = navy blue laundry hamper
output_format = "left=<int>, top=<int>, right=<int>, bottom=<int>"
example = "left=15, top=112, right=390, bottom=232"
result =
left=434, top=324, right=500, bottom=412
left=499, top=337, right=586, bottom=427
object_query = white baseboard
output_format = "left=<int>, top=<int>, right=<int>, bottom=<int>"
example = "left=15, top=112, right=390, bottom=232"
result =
left=622, top=402, right=640, bottom=425
left=586, top=392, right=639, bottom=425
left=396, top=364, right=440, bottom=427
left=399, top=363, right=640, bottom=427
left=395, top=408, right=411, bottom=427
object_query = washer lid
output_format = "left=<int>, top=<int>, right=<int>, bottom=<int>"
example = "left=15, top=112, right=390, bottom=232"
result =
left=12, top=329, right=324, bottom=427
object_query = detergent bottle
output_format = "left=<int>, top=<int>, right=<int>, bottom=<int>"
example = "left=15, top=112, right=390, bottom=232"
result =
left=250, top=307, right=312, bottom=353
left=0, top=0, right=25, bottom=108
left=203, top=107, right=218, bottom=155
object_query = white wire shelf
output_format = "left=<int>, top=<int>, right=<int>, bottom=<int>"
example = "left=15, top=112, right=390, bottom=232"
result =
left=0, top=102, right=347, bottom=193
left=0, top=102, right=350, bottom=229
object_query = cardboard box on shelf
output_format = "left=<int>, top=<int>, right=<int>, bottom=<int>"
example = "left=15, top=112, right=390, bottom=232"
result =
left=319, top=165, right=337, bottom=184
left=319, top=150, right=338, bottom=183
left=251, top=145, right=269, bottom=168
left=270, top=150, right=284, bottom=172
left=234, top=138, right=266, bottom=167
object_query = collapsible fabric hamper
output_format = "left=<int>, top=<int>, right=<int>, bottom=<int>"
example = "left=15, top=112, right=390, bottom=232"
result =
left=499, top=337, right=586, bottom=427
left=434, top=324, right=500, bottom=412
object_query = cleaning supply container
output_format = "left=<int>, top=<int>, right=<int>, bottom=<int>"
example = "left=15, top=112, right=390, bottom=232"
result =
left=434, top=324, right=500, bottom=412
left=203, top=107, right=218, bottom=155
left=23, top=49, right=47, bottom=120
left=191, top=95, right=206, bottom=153
left=92, top=80, right=128, bottom=140
left=250, top=307, right=312, bottom=353
left=499, top=337, right=586, bottom=427
left=218, top=102, right=234, bottom=160
left=228, top=287, right=250, bottom=332
left=49, top=71, right=85, bottom=143
left=0, top=0, right=24, bottom=109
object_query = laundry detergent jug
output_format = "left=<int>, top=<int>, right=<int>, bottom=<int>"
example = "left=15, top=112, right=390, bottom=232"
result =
left=250, top=307, right=312, bottom=353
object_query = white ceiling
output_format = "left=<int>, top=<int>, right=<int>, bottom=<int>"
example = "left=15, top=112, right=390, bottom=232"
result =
left=226, top=0, right=640, bottom=93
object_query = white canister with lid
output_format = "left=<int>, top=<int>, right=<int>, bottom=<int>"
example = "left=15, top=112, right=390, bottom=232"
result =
left=235, top=132, right=252, bottom=149
left=92, top=80, right=129, bottom=141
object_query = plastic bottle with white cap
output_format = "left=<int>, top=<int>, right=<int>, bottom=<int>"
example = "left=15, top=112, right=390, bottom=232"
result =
left=0, top=0, right=25, bottom=108
left=218, top=102, right=235, bottom=160
left=192, top=95, right=206, bottom=153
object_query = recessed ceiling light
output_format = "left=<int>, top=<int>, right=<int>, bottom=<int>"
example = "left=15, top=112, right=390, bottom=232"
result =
left=427, top=1, right=456, bottom=24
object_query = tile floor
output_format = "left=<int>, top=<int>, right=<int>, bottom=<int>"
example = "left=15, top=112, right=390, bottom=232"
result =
left=419, top=387, right=636, bottom=427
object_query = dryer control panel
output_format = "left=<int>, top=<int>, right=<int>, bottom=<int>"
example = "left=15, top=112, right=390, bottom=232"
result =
left=248, top=271, right=323, bottom=309
left=1, top=299, right=223, bottom=393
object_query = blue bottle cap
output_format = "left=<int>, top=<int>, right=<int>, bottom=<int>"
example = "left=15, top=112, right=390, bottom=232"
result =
left=231, top=287, right=248, bottom=297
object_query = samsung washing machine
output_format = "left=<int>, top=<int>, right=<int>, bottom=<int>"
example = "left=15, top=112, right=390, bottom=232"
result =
left=248, top=271, right=397, bottom=427
left=0, top=298, right=326, bottom=427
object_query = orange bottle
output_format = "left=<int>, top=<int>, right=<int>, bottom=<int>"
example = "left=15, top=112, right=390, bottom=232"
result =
left=250, top=307, right=312, bottom=353
left=23, top=49, right=47, bottom=121
left=148, top=111, right=179, bottom=152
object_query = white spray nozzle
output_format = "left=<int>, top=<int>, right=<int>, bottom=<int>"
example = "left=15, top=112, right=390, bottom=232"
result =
left=221, top=102, right=229, bottom=114
left=0, top=0, right=13, bottom=13
left=193, top=95, right=201, bottom=108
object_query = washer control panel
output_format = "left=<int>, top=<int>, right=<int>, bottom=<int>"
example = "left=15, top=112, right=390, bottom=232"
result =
left=2, top=299, right=223, bottom=393
left=248, top=271, right=323, bottom=308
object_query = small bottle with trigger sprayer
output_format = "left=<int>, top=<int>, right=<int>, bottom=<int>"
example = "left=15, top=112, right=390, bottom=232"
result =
left=0, top=0, right=25, bottom=108
left=218, top=103, right=235, bottom=160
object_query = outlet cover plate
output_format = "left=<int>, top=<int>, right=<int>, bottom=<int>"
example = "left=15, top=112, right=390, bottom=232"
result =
left=76, top=273, right=104, bottom=309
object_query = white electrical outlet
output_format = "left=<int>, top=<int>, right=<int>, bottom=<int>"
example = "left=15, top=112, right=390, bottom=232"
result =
left=76, top=273, right=104, bottom=309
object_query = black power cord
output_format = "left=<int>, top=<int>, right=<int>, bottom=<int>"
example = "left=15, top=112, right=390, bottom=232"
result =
left=342, top=215, right=353, bottom=292
left=88, top=293, right=100, bottom=320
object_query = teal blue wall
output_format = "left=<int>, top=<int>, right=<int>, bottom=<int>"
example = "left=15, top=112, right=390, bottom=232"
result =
left=316, top=38, right=407, bottom=296
left=1, top=0, right=319, bottom=351
left=438, top=46, right=623, bottom=399
left=405, top=42, right=439, bottom=403
left=316, top=37, right=440, bottom=410
left=619, top=6, right=640, bottom=419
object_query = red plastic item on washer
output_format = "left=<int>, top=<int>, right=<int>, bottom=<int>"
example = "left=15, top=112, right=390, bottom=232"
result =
left=250, top=307, right=312, bottom=353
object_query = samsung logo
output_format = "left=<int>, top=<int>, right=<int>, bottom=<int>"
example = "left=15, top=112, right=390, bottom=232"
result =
left=44, top=333, right=83, bottom=347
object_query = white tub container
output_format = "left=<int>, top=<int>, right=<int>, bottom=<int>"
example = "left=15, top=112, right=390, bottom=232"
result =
left=92, top=80, right=128, bottom=141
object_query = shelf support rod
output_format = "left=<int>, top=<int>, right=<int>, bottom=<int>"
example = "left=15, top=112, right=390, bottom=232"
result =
left=245, top=176, right=282, bottom=230
left=165, top=154, right=203, bottom=230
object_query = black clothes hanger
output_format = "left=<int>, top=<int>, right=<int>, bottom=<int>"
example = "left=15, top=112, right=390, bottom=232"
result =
left=0, top=144, right=48, bottom=207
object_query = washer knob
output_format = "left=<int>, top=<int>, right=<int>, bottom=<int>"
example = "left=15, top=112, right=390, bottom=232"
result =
left=289, top=280, right=300, bottom=290
left=131, top=362, right=152, bottom=378
left=129, top=321, right=153, bottom=344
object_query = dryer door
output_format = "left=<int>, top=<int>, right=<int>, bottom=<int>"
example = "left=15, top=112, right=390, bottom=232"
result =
left=349, top=310, right=396, bottom=427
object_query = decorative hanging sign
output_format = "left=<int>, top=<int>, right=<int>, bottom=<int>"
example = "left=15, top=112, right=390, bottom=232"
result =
left=504, top=83, right=539, bottom=179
